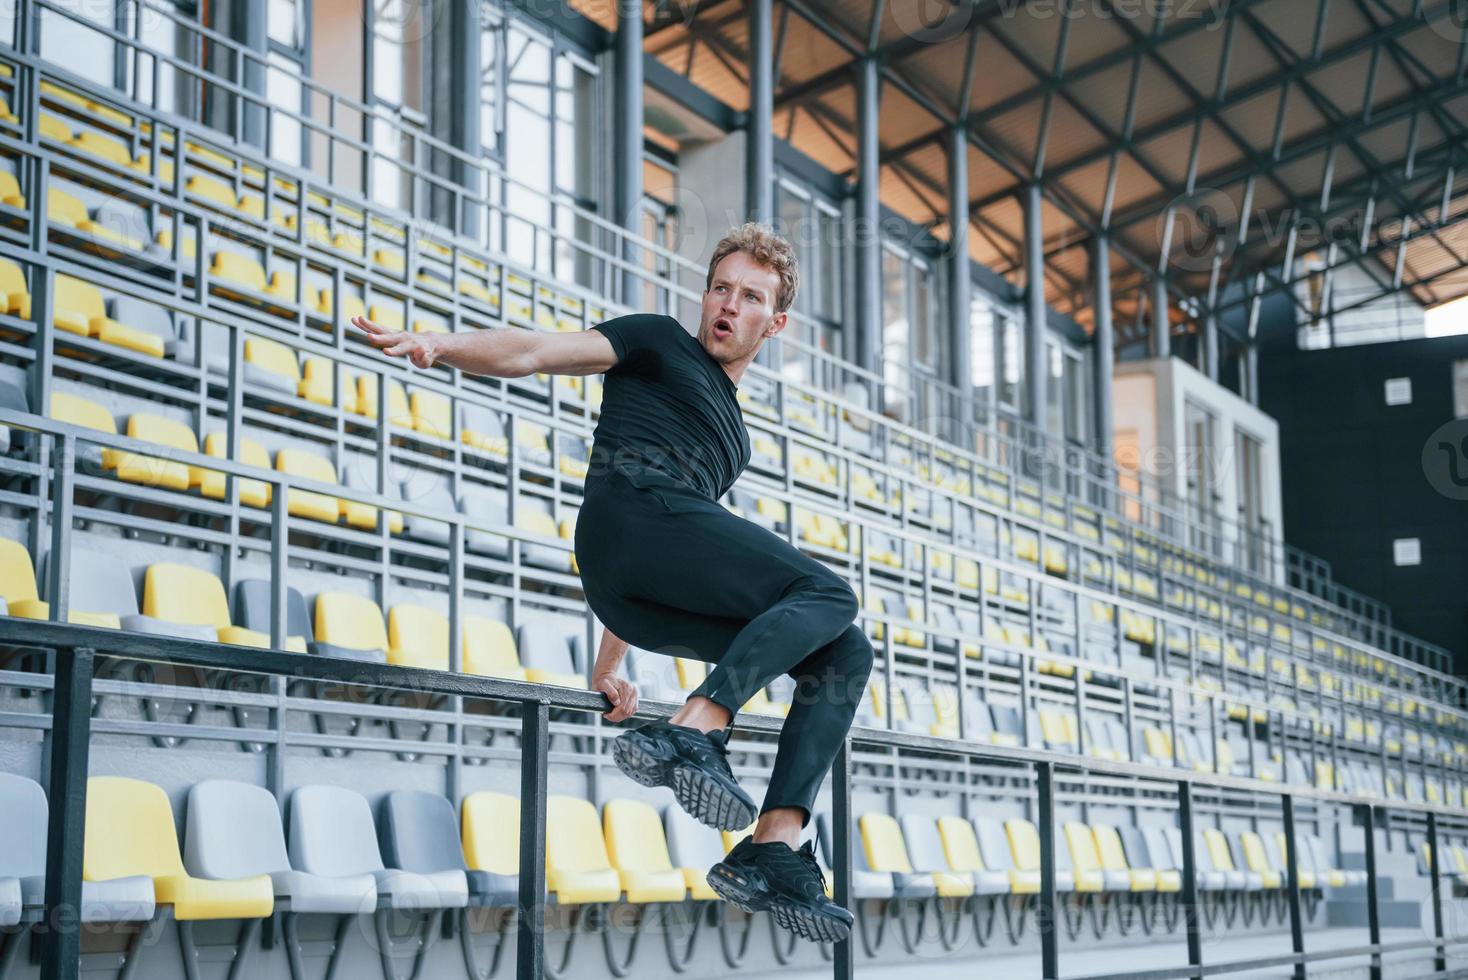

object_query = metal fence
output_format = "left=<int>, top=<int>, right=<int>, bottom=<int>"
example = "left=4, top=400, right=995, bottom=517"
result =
left=11, top=615, right=1468, bottom=980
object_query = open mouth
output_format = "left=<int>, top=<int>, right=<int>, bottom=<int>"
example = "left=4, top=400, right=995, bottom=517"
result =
left=713, top=318, right=733, bottom=338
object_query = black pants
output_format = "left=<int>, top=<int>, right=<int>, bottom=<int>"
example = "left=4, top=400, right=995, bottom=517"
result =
left=575, top=468, right=874, bottom=824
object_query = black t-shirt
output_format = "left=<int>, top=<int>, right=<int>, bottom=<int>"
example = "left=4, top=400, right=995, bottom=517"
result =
left=587, top=313, right=750, bottom=500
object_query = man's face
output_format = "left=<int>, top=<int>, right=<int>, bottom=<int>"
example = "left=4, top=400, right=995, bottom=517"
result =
left=698, top=250, right=787, bottom=364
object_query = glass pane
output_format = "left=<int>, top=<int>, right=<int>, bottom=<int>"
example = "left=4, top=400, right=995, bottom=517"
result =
left=913, top=265, right=933, bottom=369
left=818, top=208, right=840, bottom=321
left=268, top=0, right=298, bottom=47
left=970, top=295, right=994, bottom=388
left=41, top=2, right=114, bottom=91
left=267, top=53, right=302, bottom=167
left=882, top=248, right=908, bottom=414
left=480, top=20, right=501, bottom=153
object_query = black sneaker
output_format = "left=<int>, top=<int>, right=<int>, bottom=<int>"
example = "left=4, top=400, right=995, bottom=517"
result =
left=707, top=836, right=853, bottom=943
left=610, top=720, right=758, bottom=831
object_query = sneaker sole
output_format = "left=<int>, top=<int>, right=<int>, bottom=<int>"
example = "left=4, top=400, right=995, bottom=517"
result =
left=611, top=729, right=758, bottom=832
left=706, top=862, right=853, bottom=944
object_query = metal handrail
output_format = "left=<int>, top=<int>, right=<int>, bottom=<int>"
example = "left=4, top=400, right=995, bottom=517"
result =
left=14, top=618, right=1468, bottom=980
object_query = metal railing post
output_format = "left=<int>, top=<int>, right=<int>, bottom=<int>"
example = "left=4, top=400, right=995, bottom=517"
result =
left=1361, top=803, right=1381, bottom=980
left=1178, top=780, right=1203, bottom=972
left=832, top=736, right=854, bottom=980
left=1282, top=793, right=1306, bottom=980
left=517, top=700, right=550, bottom=976
left=1427, top=810, right=1446, bottom=974
left=1038, top=760, right=1059, bottom=979
left=40, top=646, right=95, bottom=980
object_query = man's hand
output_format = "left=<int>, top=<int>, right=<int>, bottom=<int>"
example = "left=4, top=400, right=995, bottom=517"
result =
left=352, top=314, right=442, bottom=369
left=594, top=672, right=639, bottom=724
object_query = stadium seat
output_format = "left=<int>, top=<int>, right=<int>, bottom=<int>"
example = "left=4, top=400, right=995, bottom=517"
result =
left=461, top=615, right=527, bottom=680
left=232, top=579, right=311, bottom=653
left=0, top=257, right=30, bottom=319
left=310, top=592, right=391, bottom=662
left=386, top=604, right=449, bottom=670
left=517, top=620, right=585, bottom=688
left=397, top=472, right=458, bottom=545
left=459, top=792, right=522, bottom=907
left=117, top=562, right=267, bottom=646
left=899, top=814, right=975, bottom=897
left=85, top=776, right=273, bottom=920
left=288, top=785, right=468, bottom=910
left=544, top=796, right=620, bottom=904
left=935, top=815, right=1010, bottom=896
left=662, top=806, right=723, bottom=901
left=185, top=780, right=375, bottom=914
left=193, top=433, right=272, bottom=508
left=0, top=538, right=120, bottom=627
left=101, top=413, right=195, bottom=490
left=378, top=790, right=495, bottom=906
left=274, top=447, right=352, bottom=525
left=0, top=772, right=154, bottom=925
left=858, top=813, right=937, bottom=897
left=602, top=798, right=686, bottom=903
left=461, top=483, right=511, bottom=558
left=815, top=812, right=894, bottom=900
left=52, top=275, right=166, bottom=357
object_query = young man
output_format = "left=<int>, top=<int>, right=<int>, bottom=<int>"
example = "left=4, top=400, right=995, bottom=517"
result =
left=354, top=222, right=872, bottom=943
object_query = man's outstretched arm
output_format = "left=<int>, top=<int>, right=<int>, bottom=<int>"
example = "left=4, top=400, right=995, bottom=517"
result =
left=351, top=314, right=617, bottom=377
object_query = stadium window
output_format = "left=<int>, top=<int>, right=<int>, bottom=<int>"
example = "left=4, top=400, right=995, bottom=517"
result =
left=40, top=0, right=196, bottom=117
left=772, top=177, right=844, bottom=388
left=370, top=0, right=427, bottom=211
left=1454, top=359, right=1468, bottom=419
left=970, top=294, right=995, bottom=396
left=881, top=245, right=911, bottom=420
left=638, top=151, right=679, bottom=317
left=265, top=0, right=308, bottom=170
left=1236, top=428, right=1266, bottom=573
left=998, top=317, right=1024, bottom=411
left=477, top=14, right=599, bottom=281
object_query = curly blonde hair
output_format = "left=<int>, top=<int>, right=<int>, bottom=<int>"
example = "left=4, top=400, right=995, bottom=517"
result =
left=705, top=221, right=800, bottom=314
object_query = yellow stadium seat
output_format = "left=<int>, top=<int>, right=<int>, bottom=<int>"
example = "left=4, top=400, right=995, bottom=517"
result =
left=314, top=592, right=396, bottom=659
left=141, top=563, right=269, bottom=647
left=192, top=433, right=271, bottom=508
left=461, top=791, right=519, bottom=889
left=243, top=336, right=300, bottom=387
left=52, top=275, right=164, bottom=356
left=273, top=447, right=345, bottom=524
left=0, top=257, right=30, bottom=319
left=185, top=173, right=241, bottom=210
left=0, top=170, right=25, bottom=209
left=1003, top=819, right=1046, bottom=892
left=935, top=815, right=986, bottom=875
left=0, top=97, right=14, bottom=126
left=602, top=799, right=687, bottom=903
left=0, top=537, right=119, bottom=628
left=38, top=113, right=72, bottom=143
left=1239, top=832, right=1281, bottom=889
left=353, top=373, right=410, bottom=423
left=210, top=252, right=269, bottom=295
left=862, top=813, right=971, bottom=898
left=100, top=414, right=194, bottom=491
left=48, top=389, right=115, bottom=435
left=297, top=357, right=335, bottom=406
left=1060, top=823, right=1107, bottom=893
left=462, top=615, right=528, bottom=680
left=84, top=777, right=273, bottom=920
left=1092, top=825, right=1157, bottom=891
left=386, top=604, right=449, bottom=670
left=410, top=389, right=451, bottom=439
left=69, top=130, right=139, bottom=170
left=545, top=796, right=621, bottom=904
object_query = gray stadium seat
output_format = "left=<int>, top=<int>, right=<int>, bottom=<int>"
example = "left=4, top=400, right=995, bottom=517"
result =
left=973, top=816, right=1034, bottom=892
left=0, top=362, right=28, bottom=456
left=900, top=814, right=973, bottom=891
left=0, top=772, right=154, bottom=924
left=186, top=779, right=376, bottom=914
left=173, top=318, right=231, bottom=376
left=517, top=620, right=582, bottom=686
left=461, top=483, right=510, bottom=558
left=400, top=473, right=459, bottom=546
left=233, top=579, right=312, bottom=651
left=110, top=297, right=177, bottom=357
left=815, top=811, right=895, bottom=900
left=288, top=785, right=468, bottom=910
left=625, top=646, right=676, bottom=701
left=34, top=547, right=142, bottom=623
left=663, top=805, right=725, bottom=897
left=378, top=790, right=503, bottom=905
